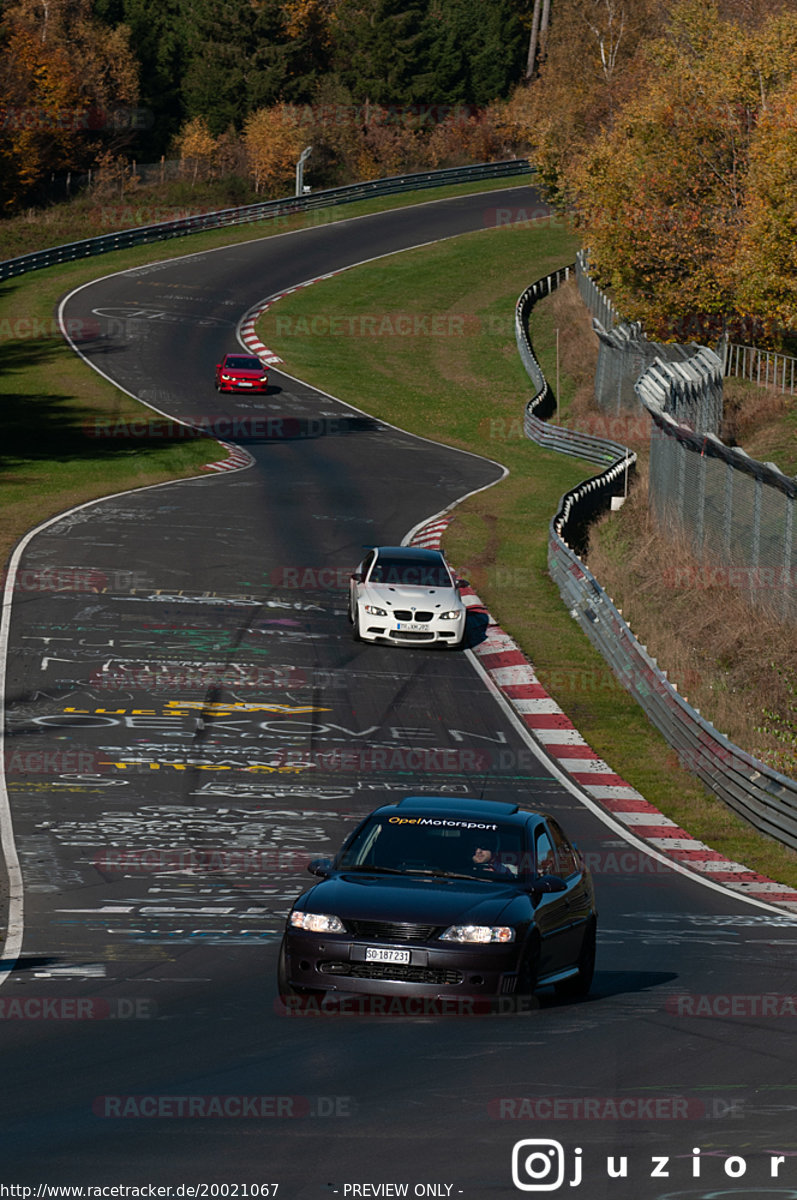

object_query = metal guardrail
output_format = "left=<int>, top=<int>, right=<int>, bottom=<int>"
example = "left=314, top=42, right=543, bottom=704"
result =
left=724, top=341, right=797, bottom=395
left=515, top=266, right=636, bottom=471
left=0, top=159, right=532, bottom=282
left=515, top=266, right=797, bottom=848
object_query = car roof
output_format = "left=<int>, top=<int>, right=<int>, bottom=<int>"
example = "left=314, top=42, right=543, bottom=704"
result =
left=370, top=546, right=445, bottom=561
left=370, top=795, right=549, bottom=829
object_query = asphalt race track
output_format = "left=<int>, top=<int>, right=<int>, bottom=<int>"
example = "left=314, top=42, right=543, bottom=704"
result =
left=2, top=188, right=797, bottom=1199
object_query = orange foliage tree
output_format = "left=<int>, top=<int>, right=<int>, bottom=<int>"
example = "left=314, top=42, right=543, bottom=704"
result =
left=569, top=1, right=797, bottom=341
left=0, top=0, right=139, bottom=209
left=243, top=105, right=309, bottom=194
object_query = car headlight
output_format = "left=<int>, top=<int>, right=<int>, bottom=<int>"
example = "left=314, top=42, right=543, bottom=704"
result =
left=364, top=604, right=387, bottom=616
left=289, top=911, right=345, bottom=933
left=220, top=374, right=231, bottom=380
left=438, top=610, right=462, bottom=620
left=440, top=925, right=515, bottom=944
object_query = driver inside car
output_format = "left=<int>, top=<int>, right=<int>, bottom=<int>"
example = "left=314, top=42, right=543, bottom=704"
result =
left=469, top=837, right=514, bottom=878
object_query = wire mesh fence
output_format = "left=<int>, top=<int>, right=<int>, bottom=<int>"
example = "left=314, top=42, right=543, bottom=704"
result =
left=515, top=263, right=797, bottom=842
left=639, top=394, right=797, bottom=624
left=576, top=252, right=724, bottom=432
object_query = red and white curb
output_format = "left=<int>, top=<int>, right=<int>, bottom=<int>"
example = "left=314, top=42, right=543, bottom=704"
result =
left=238, top=271, right=346, bottom=366
left=202, top=442, right=254, bottom=473
left=411, top=515, right=797, bottom=915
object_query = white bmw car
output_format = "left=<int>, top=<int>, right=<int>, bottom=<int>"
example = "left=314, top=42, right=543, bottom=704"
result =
left=348, top=546, right=468, bottom=648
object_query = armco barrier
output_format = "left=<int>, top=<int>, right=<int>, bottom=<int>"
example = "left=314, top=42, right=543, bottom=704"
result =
left=0, top=159, right=531, bottom=282
left=515, top=266, right=635, bottom=554
left=515, top=265, right=797, bottom=848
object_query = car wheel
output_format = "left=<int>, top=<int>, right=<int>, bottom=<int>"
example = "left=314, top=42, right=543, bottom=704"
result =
left=555, top=920, right=596, bottom=1001
left=351, top=606, right=362, bottom=641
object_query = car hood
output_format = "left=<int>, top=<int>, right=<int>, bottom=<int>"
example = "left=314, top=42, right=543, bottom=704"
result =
left=296, top=872, right=521, bottom=926
left=224, top=367, right=266, bottom=378
left=360, top=583, right=460, bottom=610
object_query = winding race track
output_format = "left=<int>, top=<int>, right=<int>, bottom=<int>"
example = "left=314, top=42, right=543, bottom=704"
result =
left=3, top=189, right=797, bottom=1199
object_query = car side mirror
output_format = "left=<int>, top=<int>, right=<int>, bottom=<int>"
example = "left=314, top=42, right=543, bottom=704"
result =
left=456, top=578, right=469, bottom=588
left=307, top=858, right=333, bottom=877
left=530, top=874, right=567, bottom=895
left=351, top=572, right=363, bottom=583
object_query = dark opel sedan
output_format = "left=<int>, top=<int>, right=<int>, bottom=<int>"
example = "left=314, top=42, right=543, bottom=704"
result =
left=278, top=796, right=596, bottom=1004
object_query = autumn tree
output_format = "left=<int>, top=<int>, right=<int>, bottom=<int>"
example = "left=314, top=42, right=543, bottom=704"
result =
left=0, top=0, right=139, bottom=208
left=243, top=104, right=308, bottom=194
left=499, top=0, right=665, bottom=204
left=734, top=78, right=797, bottom=348
left=175, top=115, right=217, bottom=184
left=570, top=1, right=797, bottom=339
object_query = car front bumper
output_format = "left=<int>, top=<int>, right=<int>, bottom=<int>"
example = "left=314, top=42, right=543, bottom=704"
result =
left=217, top=378, right=268, bottom=392
left=282, top=929, right=522, bottom=1000
left=358, top=608, right=466, bottom=646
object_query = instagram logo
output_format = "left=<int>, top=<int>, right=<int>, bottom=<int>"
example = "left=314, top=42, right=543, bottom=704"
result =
left=512, top=1140, right=582, bottom=1191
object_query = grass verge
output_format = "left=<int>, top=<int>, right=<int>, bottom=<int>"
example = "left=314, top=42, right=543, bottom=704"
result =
left=257, top=221, right=797, bottom=889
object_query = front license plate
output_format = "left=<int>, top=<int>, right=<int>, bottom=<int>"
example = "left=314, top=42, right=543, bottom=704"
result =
left=237, top=381, right=253, bottom=387
left=365, top=947, right=411, bottom=964
left=396, top=622, right=429, bottom=632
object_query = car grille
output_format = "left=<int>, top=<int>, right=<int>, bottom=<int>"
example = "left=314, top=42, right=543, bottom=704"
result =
left=319, top=962, right=463, bottom=986
left=393, top=610, right=434, bottom=622
left=389, top=630, right=434, bottom=640
left=347, top=920, right=439, bottom=942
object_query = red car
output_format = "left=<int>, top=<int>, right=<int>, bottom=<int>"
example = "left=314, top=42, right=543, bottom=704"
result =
left=215, top=353, right=269, bottom=393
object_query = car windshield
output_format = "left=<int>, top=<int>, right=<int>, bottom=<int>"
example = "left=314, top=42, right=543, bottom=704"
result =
left=225, top=356, right=262, bottom=371
left=337, top=815, right=526, bottom=880
left=369, top=556, right=452, bottom=587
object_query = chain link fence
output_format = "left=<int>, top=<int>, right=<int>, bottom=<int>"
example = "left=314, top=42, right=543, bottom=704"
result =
left=577, top=254, right=795, bottom=624
left=576, top=252, right=724, bottom=434
left=514, top=264, right=797, bottom=845
left=637, top=381, right=797, bottom=623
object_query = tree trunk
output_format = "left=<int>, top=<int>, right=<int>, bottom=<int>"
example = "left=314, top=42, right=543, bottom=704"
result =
left=540, top=0, right=552, bottom=61
left=525, top=0, right=543, bottom=80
